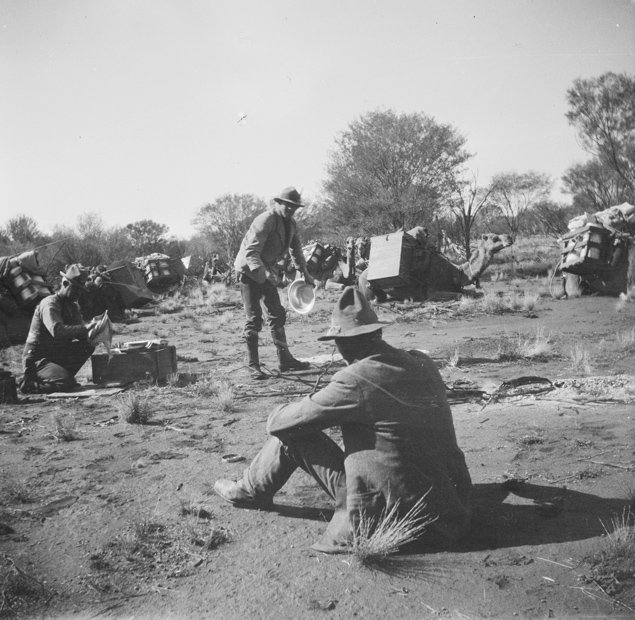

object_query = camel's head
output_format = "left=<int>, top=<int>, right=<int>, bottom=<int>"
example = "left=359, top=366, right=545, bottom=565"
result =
left=481, top=233, right=514, bottom=254
left=406, top=226, right=428, bottom=245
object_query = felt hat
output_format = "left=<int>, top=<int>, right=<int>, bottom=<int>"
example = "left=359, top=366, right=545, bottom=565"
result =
left=288, top=276, right=316, bottom=314
left=59, top=264, right=88, bottom=289
left=273, top=187, right=306, bottom=208
left=318, top=286, right=391, bottom=340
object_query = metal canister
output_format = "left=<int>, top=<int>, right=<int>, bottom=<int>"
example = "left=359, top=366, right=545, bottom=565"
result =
left=8, top=266, right=39, bottom=306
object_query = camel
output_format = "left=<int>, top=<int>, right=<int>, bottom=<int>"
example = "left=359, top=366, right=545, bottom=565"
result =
left=560, top=235, right=635, bottom=299
left=359, top=231, right=514, bottom=302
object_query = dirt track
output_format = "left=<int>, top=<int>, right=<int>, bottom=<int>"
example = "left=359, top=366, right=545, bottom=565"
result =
left=1, top=282, right=634, bottom=619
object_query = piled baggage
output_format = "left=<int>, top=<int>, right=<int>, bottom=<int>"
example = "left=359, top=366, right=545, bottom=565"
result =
left=560, top=202, right=634, bottom=276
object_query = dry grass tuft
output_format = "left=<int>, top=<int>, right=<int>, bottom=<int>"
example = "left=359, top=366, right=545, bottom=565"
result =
left=179, top=497, right=214, bottom=520
left=497, top=327, right=554, bottom=361
left=117, top=391, right=154, bottom=424
left=598, top=508, right=635, bottom=559
left=215, top=379, right=236, bottom=413
left=569, top=343, right=593, bottom=374
left=615, top=327, right=635, bottom=350
left=187, top=521, right=231, bottom=550
left=217, top=310, right=235, bottom=326
left=1, top=479, right=34, bottom=504
left=349, top=494, right=437, bottom=566
left=50, top=412, right=79, bottom=442
left=0, top=554, right=49, bottom=616
left=456, top=291, right=540, bottom=316
left=446, top=346, right=460, bottom=368
left=157, top=295, right=185, bottom=315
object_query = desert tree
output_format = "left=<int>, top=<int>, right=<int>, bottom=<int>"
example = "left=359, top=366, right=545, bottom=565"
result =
left=489, top=171, right=552, bottom=237
left=525, top=200, right=582, bottom=238
left=294, top=199, right=338, bottom=245
left=566, top=72, right=635, bottom=197
left=445, top=174, right=498, bottom=259
left=125, top=219, right=170, bottom=256
left=4, top=215, right=45, bottom=246
left=323, top=109, right=471, bottom=237
left=192, top=193, right=267, bottom=264
left=562, top=159, right=634, bottom=212
left=49, top=213, right=135, bottom=277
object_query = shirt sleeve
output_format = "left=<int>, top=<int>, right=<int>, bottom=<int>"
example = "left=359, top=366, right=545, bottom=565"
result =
left=266, top=368, right=364, bottom=439
left=288, top=222, right=307, bottom=271
left=243, top=212, right=275, bottom=277
left=41, top=299, right=87, bottom=340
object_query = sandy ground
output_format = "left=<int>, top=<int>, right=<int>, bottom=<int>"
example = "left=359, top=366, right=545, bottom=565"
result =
left=0, top=281, right=634, bottom=619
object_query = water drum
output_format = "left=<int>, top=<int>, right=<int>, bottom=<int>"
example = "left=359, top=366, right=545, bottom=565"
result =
left=159, top=261, right=172, bottom=277
left=8, top=266, right=39, bottom=306
left=144, top=261, right=161, bottom=284
left=30, top=273, right=52, bottom=298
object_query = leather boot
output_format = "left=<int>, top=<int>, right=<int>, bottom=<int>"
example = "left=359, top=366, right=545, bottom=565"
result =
left=271, top=326, right=310, bottom=372
left=246, top=333, right=267, bottom=380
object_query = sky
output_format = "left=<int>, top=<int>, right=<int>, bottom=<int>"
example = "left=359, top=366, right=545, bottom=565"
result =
left=1, top=0, right=634, bottom=239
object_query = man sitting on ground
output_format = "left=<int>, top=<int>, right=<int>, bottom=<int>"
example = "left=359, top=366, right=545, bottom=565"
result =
left=20, top=264, right=99, bottom=394
left=214, top=286, right=472, bottom=553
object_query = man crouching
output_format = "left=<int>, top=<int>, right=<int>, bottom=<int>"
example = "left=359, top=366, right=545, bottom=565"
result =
left=19, top=264, right=98, bottom=394
left=214, top=286, right=472, bottom=553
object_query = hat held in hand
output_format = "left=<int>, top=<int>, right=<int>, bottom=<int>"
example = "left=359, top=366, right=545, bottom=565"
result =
left=318, top=286, right=391, bottom=340
left=273, top=186, right=306, bottom=208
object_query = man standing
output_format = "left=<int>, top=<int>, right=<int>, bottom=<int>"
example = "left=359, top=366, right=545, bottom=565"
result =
left=20, top=264, right=97, bottom=394
left=234, top=186, right=315, bottom=380
left=214, top=286, right=472, bottom=553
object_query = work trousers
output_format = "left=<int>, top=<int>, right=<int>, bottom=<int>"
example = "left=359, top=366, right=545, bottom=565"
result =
left=239, top=430, right=351, bottom=549
left=239, top=273, right=286, bottom=338
left=23, top=340, right=94, bottom=392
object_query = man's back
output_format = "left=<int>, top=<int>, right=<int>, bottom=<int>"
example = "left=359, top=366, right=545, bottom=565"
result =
left=334, top=342, right=472, bottom=541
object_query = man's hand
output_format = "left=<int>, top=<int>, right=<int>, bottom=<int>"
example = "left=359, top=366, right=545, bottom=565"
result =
left=303, top=270, right=316, bottom=287
left=18, top=372, right=40, bottom=394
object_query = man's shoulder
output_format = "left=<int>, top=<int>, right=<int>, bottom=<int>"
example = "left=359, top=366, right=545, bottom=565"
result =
left=38, top=293, right=60, bottom=308
left=250, top=208, right=278, bottom=229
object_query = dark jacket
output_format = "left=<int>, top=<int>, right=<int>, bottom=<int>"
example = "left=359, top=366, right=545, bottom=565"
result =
left=267, top=341, right=472, bottom=545
left=233, top=204, right=307, bottom=284
left=23, top=292, right=88, bottom=368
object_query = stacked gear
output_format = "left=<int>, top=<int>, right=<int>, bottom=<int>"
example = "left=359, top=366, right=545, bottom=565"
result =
left=558, top=202, right=635, bottom=296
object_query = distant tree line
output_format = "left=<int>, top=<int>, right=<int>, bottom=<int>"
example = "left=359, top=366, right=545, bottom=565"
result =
left=3, top=71, right=632, bottom=272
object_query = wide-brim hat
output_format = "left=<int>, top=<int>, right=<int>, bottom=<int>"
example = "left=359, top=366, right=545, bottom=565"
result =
left=59, top=263, right=89, bottom=290
left=288, top=277, right=316, bottom=314
left=273, top=186, right=306, bottom=208
left=318, top=286, right=391, bottom=340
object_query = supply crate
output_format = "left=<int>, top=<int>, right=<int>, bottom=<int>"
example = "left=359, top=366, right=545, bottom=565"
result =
left=91, top=345, right=177, bottom=384
left=367, top=231, right=417, bottom=289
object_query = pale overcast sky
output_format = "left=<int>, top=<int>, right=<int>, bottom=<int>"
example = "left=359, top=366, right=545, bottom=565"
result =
left=1, top=0, right=634, bottom=238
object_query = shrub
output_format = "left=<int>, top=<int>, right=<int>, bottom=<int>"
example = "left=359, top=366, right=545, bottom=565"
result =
left=569, top=343, right=593, bottom=374
left=50, top=412, right=79, bottom=442
left=117, top=392, right=154, bottom=424
left=349, top=494, right=437, bottom=566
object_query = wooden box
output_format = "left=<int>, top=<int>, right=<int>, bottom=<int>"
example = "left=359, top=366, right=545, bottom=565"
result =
left=91, top=345, right=177, bottom=384
left=367, top=232, right=415, bottom=289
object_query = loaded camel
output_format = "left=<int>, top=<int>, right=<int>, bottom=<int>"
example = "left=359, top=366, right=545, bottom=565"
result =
left=359, top=229, right=514, bottom=302
left=559, top=234, right=635, bottom=300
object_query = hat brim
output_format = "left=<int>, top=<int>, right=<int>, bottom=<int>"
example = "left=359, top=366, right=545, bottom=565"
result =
left=274, top=197, right=305, bottom=208
left=317, top=321, right=390, bottom=341
left=60, top=272, right=88, bottom=291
